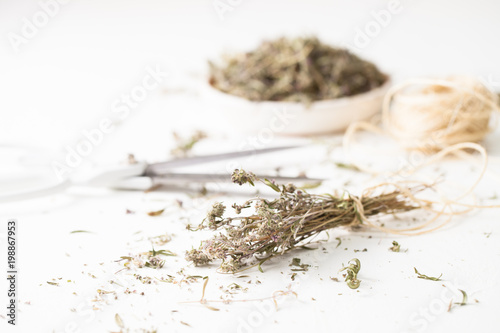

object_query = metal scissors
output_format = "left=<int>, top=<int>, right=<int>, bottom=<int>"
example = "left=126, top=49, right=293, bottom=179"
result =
left=0, top=145, right=319, bottom=202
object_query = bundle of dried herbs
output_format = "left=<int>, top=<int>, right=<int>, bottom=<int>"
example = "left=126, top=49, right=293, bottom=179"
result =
left=209, top=37, right=388, bottom=103
left=186, top=169, right=421, bottom=273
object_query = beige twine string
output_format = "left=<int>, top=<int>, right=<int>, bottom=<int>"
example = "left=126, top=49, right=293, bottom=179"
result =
left=343, top=76, right=500, bottom=235
left=382, top=76, right=498, bottom=151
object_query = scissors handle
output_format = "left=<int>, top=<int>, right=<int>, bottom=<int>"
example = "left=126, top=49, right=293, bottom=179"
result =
left=81, top=163, right=147, bottom=186
left=0, top=179, right=71, bottom=203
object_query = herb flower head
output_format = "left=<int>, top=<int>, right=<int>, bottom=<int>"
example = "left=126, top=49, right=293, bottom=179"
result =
left=231, top=169, right=256, bottom=186
left=205, top=202, right=226, bottom=229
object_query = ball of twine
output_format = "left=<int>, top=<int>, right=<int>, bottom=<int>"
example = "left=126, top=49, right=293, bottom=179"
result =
left=382, top=76, right=499, bottom=151
left=342, top=76, right=500, bottom=234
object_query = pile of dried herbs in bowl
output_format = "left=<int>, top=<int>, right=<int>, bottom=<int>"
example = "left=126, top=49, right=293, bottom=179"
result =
left=209, top=36, right=388, bottom=104
left=186, top=169, right=426, bottom=273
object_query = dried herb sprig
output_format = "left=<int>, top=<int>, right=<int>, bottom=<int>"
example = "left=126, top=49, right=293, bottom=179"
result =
left=171, top=130, right=207, bottom=158
left=209, top=36, right=387, bottom=103
left=186, top=169, right=421, bottom=273
left=339, top=258, right=361, bottom=289
left=414, top=267, right=442, bottom=281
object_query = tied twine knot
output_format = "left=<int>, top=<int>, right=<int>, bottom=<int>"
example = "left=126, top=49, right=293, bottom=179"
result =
left=349, top=195, right=366, bottom=227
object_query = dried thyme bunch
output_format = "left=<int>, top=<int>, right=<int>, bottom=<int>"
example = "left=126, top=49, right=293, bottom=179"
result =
left=186, top=169, right=419, bottom=273
left=209, top=36, right=387, bottom=103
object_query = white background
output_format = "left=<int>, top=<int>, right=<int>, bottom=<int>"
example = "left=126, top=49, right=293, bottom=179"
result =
left=1, top=1, right=500, bottom=332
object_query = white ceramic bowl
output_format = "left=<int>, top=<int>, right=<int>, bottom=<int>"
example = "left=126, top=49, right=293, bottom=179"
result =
left=201, top=78, right=391, bottom=136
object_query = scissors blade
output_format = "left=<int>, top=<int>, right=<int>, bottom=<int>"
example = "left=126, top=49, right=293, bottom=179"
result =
left=150, top=172, right=323, bottom=185
left=144, top=145, right=300, bottom=176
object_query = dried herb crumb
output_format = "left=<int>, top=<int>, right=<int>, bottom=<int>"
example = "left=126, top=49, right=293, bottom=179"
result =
left=115, top=313, right=124, bottom=328
left=70, top=230, right=93, bottom=234
left=414, top=267, right=442, bottom=281
left=147, top=208, right=165, bottom=217
left=335, top=162, right=361, bottom=172
left=389, top=241, right=401, bottom=252
left=455, top=289, right=468, bottom=306
left=171, top=130, right=207, bottom=158
left=339, top=258, right=361, bottom=289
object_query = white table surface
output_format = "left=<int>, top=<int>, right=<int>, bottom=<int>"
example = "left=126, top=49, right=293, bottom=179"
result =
left=1, top=1, right=500, bottom=332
